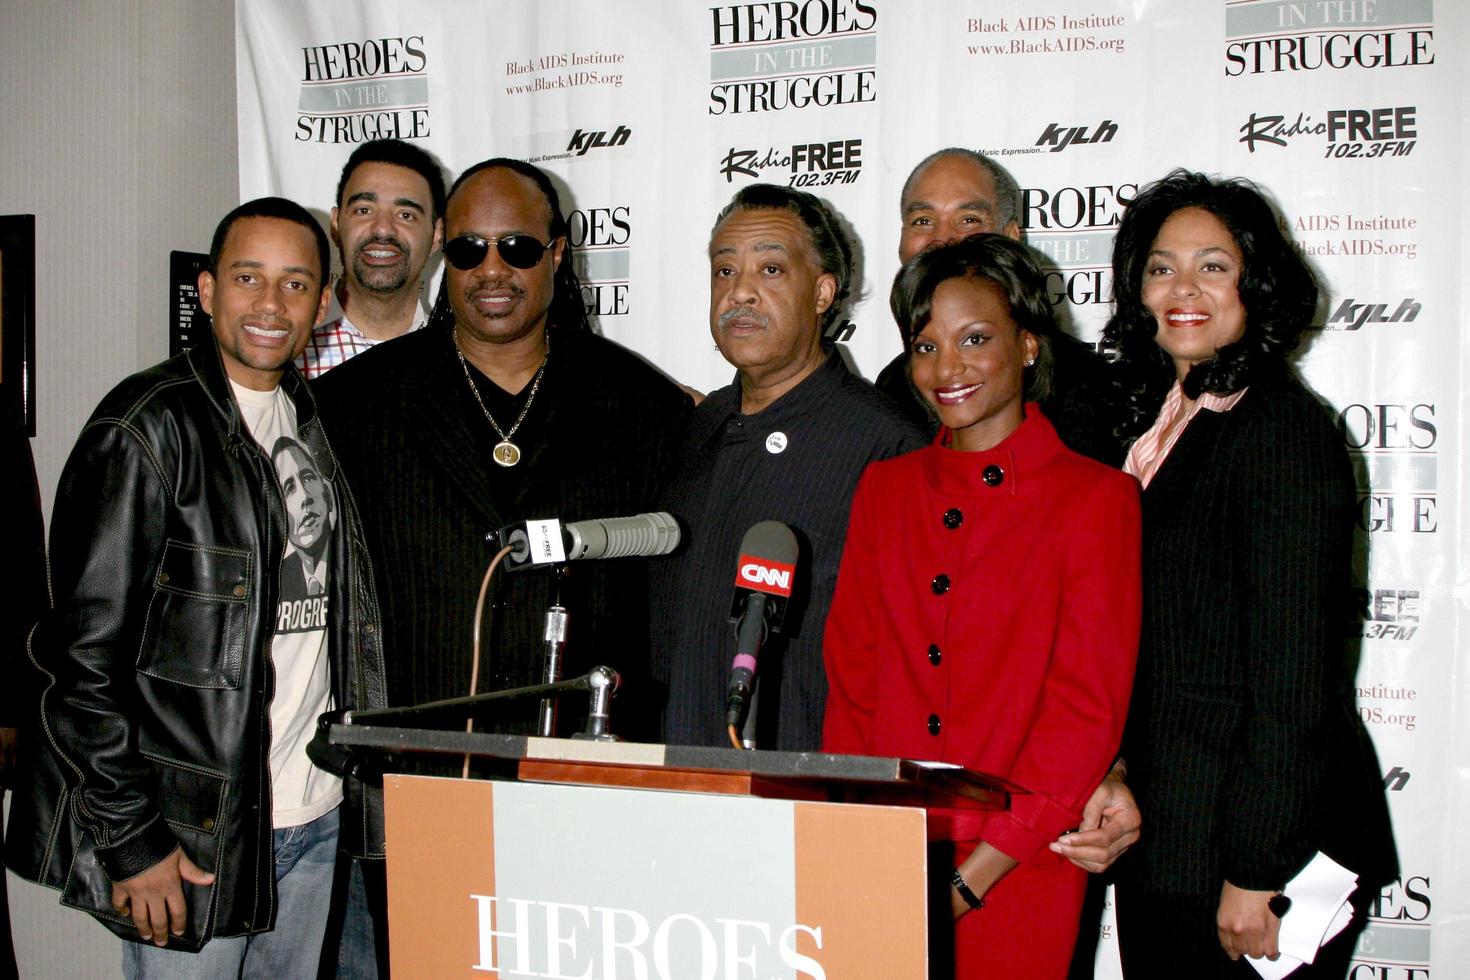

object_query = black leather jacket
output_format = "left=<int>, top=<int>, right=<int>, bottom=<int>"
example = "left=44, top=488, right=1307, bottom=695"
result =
left=4, top=342, right=387, bottom=949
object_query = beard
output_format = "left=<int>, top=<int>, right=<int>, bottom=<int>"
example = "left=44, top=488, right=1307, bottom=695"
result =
left=348, top=236, right=414, bottom=294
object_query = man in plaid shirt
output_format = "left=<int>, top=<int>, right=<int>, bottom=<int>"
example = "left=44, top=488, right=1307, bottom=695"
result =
left=297, top=139, right=445, bottom=378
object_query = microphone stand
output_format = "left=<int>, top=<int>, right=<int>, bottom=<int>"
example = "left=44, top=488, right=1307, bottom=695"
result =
left=340, top=666, right=622, bottom=742
left=539, top=564, right=571, bottom=737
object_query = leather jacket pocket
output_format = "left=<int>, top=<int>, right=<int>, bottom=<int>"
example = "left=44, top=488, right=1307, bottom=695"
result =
left=148, top=753, right=228, bottom=840
left=66, top=757, right=230, bottom=951
left=137, top=541, right=251, bottom=690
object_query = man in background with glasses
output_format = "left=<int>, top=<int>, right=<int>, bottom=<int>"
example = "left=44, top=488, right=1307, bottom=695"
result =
left=313, top=157, right=691, bottom=976
left=297, top=138, right=445, bottom=378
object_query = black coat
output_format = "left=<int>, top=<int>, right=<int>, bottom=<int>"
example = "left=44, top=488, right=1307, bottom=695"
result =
left=6, top=343, right=386, bottom=948
left=314, top=324, right=690, bottom=741
left=1119, top=373, right=1396, bottom=897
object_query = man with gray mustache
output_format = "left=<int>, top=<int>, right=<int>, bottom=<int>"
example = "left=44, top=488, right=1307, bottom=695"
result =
left=650, top=184, right=924, bottom=751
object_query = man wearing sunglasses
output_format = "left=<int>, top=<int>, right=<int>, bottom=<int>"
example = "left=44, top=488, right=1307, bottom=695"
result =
left=297, top=138, right=446, bottom=378
left=313, top=157, right=690, bottom=975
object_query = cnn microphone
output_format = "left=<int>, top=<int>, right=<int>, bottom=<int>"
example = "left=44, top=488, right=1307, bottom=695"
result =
left=724, top=521, right=799, bottom=737
left=501, top=512, right=682, bottom=569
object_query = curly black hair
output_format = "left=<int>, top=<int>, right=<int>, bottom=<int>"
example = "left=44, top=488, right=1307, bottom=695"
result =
left=890, top=233, right=1060, bottom=404
left=1102, top=170, right=1317, bottom=439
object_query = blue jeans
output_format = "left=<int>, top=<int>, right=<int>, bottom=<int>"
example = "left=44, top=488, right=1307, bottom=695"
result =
left=333, top=855, right=386, bottom=979
left=122, top=806, right=339, bottom=980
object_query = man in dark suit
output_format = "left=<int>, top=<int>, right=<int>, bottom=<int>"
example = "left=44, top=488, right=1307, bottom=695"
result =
left=313, top=157, right=690, bottom=976
left=650, top=183, right=927, bottom=752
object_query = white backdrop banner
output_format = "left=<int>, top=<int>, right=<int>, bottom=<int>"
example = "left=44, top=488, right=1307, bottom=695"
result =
left=238, top=1, right=1467, bottom=975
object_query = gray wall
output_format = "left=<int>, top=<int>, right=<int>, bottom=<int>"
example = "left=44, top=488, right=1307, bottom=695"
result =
left=0, top=0, right=238, bottom=975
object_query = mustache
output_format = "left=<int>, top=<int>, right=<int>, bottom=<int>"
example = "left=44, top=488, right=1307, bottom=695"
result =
left=354, top=235, right=409, bottom=255
left=463, top=277, right=525, bottom=299
left=718, top=306, right=769, bottom=329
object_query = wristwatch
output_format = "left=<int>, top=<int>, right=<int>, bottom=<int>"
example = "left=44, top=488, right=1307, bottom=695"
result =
left=951, top=869, right=985, bottom=911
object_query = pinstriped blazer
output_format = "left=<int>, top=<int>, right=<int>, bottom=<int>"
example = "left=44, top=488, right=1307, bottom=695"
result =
left=1120, top=371, right=1396, bottom=896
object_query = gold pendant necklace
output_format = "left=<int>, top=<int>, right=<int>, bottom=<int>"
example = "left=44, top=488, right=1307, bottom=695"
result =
left=453, top=329, right=549, bottom=468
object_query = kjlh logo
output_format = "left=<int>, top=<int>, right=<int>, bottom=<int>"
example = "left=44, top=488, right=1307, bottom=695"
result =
left=1224, top=0, right=1433, bottom=77
left=1034, top=119, right=1117, bottom=153
left=568, top=125, right=632, bottom=156
left=295, top=35, right=430, bottom=144
left=1315, top=297, right=1421, bottom=331
left=708, top=1, right=878, bottom=114
left=519, top=125, right=632, bottom=165
left=1383, top=766, right=1411, bottom=791
left=718, top=139, right=863, bottom=187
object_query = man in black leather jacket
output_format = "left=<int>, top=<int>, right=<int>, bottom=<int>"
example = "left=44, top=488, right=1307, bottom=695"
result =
left=4, top=198, right=387, bottom=976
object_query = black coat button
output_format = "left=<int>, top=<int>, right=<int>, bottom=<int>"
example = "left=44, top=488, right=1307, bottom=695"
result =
left=942, top=507, right=963, bottom=529
left=982, top=465, right=1004, bottom=487
left=931, top=574, right=950, bottom=595
left=928, top=644, right=941, bottom=665
left=927, top=713, right=941, bottom=736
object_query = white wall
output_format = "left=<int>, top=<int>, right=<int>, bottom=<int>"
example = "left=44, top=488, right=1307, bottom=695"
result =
left=0, top=0, right=238, bottom=975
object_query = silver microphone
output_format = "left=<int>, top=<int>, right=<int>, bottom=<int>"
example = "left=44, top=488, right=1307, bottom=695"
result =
left=504, top=512, right=682, bottom=567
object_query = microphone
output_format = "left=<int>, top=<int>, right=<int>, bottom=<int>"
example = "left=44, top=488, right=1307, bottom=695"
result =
left=501, top=512, right=682, bottom=569
left=724, top=521, right=799, bottom=737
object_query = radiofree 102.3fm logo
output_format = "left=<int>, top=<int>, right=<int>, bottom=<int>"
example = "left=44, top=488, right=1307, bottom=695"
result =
left=719, top=138, right=864, bottom=188
left=1239, top=105, right=1418, bottom=161
left=1352, top=584, right=1422, bottom=641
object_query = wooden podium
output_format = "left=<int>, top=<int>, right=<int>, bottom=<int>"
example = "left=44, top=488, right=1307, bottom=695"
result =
left=329, top=724, right=1016, bottom=978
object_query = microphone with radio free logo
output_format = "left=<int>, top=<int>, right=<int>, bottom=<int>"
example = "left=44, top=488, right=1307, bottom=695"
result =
left=724, top=521, right=799, bottom=743
left=499, top=512, right=682, bottom=569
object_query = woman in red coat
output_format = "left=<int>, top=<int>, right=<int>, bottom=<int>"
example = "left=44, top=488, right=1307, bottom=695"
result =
left=822, top=234, right=1141, bottom=978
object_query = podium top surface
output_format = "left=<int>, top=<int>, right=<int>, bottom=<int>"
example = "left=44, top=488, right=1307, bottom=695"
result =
left=328, top=722, right=1021, bottom=804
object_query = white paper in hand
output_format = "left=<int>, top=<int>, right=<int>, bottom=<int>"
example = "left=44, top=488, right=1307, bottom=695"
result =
left=1247, top=852, right=1359, bottom=980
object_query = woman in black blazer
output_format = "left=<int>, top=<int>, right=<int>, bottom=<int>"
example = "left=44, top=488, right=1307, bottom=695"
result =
left=1105, top=171, right=1396, bottom=978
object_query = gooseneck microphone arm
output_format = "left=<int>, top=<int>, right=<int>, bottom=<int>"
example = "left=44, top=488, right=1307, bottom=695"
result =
left=343, top=666, right=620, bottom=738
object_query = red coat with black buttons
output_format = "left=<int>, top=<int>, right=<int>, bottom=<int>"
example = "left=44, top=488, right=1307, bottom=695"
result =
left=823, top=408, right=1141, bottom=863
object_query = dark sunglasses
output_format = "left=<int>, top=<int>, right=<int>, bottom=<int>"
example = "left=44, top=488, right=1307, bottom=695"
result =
left=444, top=234, right=557, bottom=271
